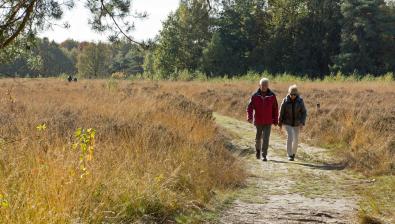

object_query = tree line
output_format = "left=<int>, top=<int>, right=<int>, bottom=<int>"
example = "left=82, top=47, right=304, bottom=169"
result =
left=1, top=0, right=394, bottom=78
left=150, top=0, right=395, bottom=78
left=0, top=38, right=143, bottom=78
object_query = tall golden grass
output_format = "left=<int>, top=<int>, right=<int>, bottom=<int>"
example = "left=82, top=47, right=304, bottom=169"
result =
left=0, top=79, right=245, bottom=223
left=1, top=78, right=393, bottom=223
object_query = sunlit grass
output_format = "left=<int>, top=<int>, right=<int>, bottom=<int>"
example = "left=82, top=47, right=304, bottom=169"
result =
left=357, top=176, right=395, bottom=224
left=0, top=78, right=393, bottom=223
left=0, top=79, right=246, bottom=223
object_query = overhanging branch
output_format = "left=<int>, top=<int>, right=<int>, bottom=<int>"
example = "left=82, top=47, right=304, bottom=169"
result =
left=100, top=0, right=149, bottom=51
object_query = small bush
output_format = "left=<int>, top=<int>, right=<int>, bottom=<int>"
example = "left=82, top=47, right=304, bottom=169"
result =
left=177, top=69, right=194, bottom=81
left=111, top=72, right=128, bottom=80
left=194, top=71, right=208, bottom=81
left=378, top=72, right=394, bottom=82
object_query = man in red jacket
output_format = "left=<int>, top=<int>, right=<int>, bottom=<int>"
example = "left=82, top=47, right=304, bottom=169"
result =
left=247, top=78, right=279, bottom=161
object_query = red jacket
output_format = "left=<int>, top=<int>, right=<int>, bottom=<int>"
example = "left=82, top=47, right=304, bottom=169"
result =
left=247, top=89, right=279, bottom=125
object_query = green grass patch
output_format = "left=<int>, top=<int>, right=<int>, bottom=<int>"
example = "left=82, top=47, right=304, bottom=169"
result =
left=137, top=71, right=394, bottom=83
left=358, top=175, right=395, bottom=224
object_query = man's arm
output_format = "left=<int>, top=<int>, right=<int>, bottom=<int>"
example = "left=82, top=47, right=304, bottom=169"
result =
left=247, top=97, right=254, bottom=122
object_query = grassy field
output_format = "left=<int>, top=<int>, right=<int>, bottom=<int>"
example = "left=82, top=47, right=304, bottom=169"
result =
left=161, top=80, right=395, bottom=176
left=164, top=79, right=394, bottom=223
left=0, top=79, right=246, bottom=223
left=0, top=77, right=394, bottom=223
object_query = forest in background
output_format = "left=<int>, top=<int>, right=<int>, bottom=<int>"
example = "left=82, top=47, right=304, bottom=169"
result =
left=0, top=38, right=144, bottom=78
left=1, top=0, right=394, bottom=79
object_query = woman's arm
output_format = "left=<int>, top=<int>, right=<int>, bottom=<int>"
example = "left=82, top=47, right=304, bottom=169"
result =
left=300, top=99, right=307, bottom=125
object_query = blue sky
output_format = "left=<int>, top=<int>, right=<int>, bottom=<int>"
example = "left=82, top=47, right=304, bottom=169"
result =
left=39, top=0, right=180, bottom=43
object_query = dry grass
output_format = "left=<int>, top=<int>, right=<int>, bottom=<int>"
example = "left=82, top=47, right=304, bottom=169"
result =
left=1, top=78, right=394, bottom=223
left=0, top=79, right=246, bottom=223
left=160, top=80, right=395, bottom=176
left=162, top=80, right=395, bottom=223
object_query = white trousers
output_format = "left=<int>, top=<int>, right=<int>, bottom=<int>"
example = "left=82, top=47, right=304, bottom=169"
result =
left=285, top=125, right=300, bottom=156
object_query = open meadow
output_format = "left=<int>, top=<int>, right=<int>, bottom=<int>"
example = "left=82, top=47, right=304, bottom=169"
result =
left=0, top=78, right=394, bottom=223
left=0, top=78, right=246, bottom=223
left=164, top=79, right=395, bottom=175
left=1, top=0, right=394, bottom=223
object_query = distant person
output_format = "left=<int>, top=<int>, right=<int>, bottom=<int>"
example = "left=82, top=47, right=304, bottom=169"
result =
left=247, top=78, right=279, bottom=161
left=278, top=85, right=307, bottom=161
left=67, top=75, right=72, bottom=82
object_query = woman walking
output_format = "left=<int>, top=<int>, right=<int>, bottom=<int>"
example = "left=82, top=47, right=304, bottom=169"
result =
left=278, top=85, right=307, bottom=161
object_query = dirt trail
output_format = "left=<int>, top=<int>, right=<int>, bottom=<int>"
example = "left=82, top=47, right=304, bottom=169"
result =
left=214, top=114, right=361, bottom=224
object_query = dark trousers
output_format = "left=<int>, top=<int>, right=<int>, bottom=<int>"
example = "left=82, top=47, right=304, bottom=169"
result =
left=255, top=125, right=272, bottom=157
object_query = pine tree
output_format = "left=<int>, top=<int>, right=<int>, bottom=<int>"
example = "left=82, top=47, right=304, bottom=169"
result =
left=153, top=0, right=211, bottom=77
left=334, top=0, right=390, bottom=75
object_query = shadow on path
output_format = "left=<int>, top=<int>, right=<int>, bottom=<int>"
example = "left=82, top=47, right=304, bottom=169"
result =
left=270, top=159, right=347, bottom=171
left=225, top=142, right=255, bottom=157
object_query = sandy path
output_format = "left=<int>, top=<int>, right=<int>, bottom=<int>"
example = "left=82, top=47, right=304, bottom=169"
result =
left=214, top=114, right=360, bottom=224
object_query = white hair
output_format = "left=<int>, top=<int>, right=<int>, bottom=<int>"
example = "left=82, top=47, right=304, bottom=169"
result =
left=259, top=78, right=269, bottom=85
left=288, top=84, right=298, bottom=94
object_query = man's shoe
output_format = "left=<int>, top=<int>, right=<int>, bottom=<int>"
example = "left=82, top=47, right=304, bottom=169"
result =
left=256, top=150, right=261, bottom=159
left=262, top=156, right=267, bottom=162
left=288, top=155, right=295, bottom=161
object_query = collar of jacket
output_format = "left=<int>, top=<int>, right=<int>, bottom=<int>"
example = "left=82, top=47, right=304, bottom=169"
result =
left=255, top=88, right=275, bottom=97
left=285, top=95, right=302, bottom=103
